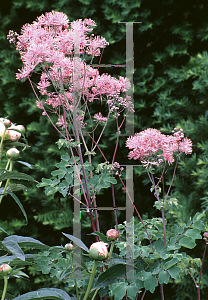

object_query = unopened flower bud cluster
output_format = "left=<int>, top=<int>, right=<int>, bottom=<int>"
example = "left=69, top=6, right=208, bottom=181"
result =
left=0, top=117, right=26, bottom=160
left=110, top=162, right=124, bottom=176
left=0, top=118, right=25, bottom=142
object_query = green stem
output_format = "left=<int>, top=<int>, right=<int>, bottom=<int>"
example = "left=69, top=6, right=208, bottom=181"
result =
left=91, top=289, right=99, bottom=300
left=0, top=159, right=13, bottom=205
left=0, top=159, right=10, bottom=189
left=108, top=241, right=115, bottom=260
left=0, top=125, right=7, bottom=167
left=1, top=276, right=8, bottom=300
left=69, top=252, right=79, bottom=300
left=83, top=260, right=98, bottom=300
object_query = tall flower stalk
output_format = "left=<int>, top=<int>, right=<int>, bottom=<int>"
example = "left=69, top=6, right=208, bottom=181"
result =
left=7, top=11, right=134, bottom=234
left=126, top=127, right=193, bottom=300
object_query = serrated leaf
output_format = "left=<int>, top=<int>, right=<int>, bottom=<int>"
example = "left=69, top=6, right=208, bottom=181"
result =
left=62, top=233, right=89, bottom=252
left=94, top=264, right=126, bottom=289
left=12, top=288, right=71, bottom=300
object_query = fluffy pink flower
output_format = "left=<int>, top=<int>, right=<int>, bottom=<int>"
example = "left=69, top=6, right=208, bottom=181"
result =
left=8, top=11, right=132, bottom=119
left=94, top=112, right=107, bottom=123
left=126, top=128, right=192, bottom=167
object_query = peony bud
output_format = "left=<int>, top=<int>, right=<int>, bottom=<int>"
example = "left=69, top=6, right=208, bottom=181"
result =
left=0, top=264, right=12, bottom=275
left=0, top=118, right=12, bottom=128
left=89, top=242, right=108, bottom=261
left=106, top=229, right=119, bottom=241
left=6, top=148, right=20, bottom=160
left=0, top=123, right=10, bottom=140
left=65, top=243, right=73, bottom=252
left=7, top=125, right=21, bottom=142
left=15, top=125, right=26, bottom=135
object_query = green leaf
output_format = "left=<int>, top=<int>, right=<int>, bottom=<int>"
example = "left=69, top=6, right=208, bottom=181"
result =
left=179, top=237, right=196, bottom=249
left=193, top=211, right=205, bottom=223
left=37, top=178, right=52, bottom=187
left=0, top=227, right=10, bottom=235
left=89, top=232, right=108, bottom=243
left=2, top=240, right=25, bottom=260
left=2, top=235, right=49, bottom=251
left=51, top=168, right=67, bottom=178
left=12, top=270, right=30, bottom=278
left=61, top=154, right=71, bottom=161
left=185, top=229, right=202, bottom=240
left=62, top=233, right=89, bottom=252
left=7, top=183, right=28, bottom=192
left=94, top=264, right=126, bottom=289
left=127, top=283, right=139, bottom=300
left=0, top=171, right=37, bottom=182
left=110, top=258, right=135, bottom=266
left=17, top=161, right=34, bottom=169
left=164, top=258, right=178, bottom=270
left=144, top=274, right=158, bottom=293
left=159, top=270, right=170, bottom=284
left=112, top=282, right=127, bottom=300
left=167, top=266, right=181, bottom=280
left=0, top=255, right=33, bottom=266
left=12, top=288, right=71, bottom=300
left=7, top=191, right=28, bottom=224
left=191, top=220, right=205, bottom=230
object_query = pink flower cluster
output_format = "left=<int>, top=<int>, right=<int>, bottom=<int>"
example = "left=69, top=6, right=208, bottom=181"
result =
left=7, top=11, right=133, bottom=122
left=126, top=128, right=192, bottom=167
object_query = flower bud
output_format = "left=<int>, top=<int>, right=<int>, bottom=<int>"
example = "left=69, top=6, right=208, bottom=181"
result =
left=0, top=264, right=12, bottom=275
left=106, top=229, right=119, bottom=241
left=0, top=118, right=12, bottom=128
left=89, top=242, right=108, bottom=261
left=15, top=125, right=26, bottom=135
left=7, top=125, right=21, bottom=142
left=65, top=243, right=73, bottom=252
left=6, top=148, right=20, bottom=160
left=0, top=123, right=10, bottom=140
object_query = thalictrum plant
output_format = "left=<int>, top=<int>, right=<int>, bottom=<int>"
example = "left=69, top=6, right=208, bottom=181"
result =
left=2, top=10, right=206, bottom=300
